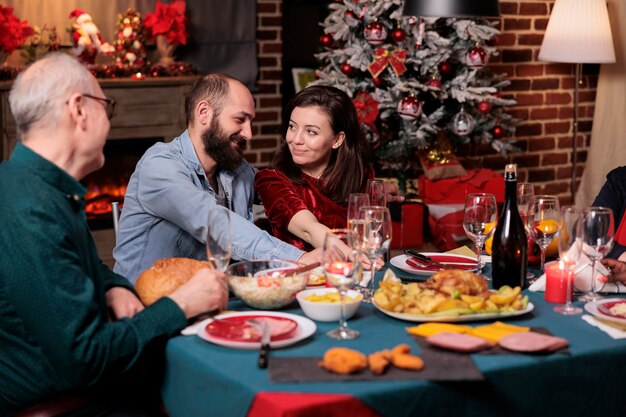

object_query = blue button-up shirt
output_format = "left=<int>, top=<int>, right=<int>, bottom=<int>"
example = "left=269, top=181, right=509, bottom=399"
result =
left=113, top=131, right=304, bottom=283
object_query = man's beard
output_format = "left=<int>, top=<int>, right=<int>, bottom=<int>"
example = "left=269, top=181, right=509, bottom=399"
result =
left=202, top=117, right=246, bottom=172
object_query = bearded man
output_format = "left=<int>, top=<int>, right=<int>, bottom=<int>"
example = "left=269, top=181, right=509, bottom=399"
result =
left=114, top=74, right=319, bottom=283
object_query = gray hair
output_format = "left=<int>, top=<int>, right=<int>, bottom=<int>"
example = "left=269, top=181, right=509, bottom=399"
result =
left=9, top=52, right=96, bottom=137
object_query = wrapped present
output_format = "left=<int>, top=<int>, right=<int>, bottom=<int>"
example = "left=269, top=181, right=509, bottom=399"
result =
left=389, top=201, right=425, bottom=249
left=419, top=169, right=504, bottom=251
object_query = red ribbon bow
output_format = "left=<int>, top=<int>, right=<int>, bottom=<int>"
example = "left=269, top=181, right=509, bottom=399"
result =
left=368, top=48, right=407, bottom=79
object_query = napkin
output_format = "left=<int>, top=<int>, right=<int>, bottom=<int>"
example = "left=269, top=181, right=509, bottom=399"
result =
left=528, top=250, right=623, bottom=293
left=446, top=245, right=491, bottom=265
left=581, top=314, right=626, bottom=340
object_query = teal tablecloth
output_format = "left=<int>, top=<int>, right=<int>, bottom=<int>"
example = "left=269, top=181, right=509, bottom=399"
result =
left=161, top=263, right=626, bottom=417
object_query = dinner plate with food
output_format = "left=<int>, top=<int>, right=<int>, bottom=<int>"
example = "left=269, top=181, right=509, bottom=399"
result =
left=584, top=298, right=626, bottom=326
left=197, top=311, right=316, bottom=349
left=390, top=253, right=477, bottom=276
left=373, top=268, right=533, bottom=322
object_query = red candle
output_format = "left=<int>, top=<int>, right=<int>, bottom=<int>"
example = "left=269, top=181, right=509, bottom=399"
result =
left=327, top=261, right=353, bottom=275
left=545, top=262, right=573, bottom=304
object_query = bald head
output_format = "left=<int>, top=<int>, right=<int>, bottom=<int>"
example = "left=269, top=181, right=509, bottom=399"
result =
left=9, top=52, right=96, bottom=137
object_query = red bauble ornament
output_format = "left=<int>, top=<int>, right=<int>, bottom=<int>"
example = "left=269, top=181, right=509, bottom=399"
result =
left=428, top=77, right=442, bottom=89
left=364, top=21, right=388, bottom=45
left=391, top=27, right=406, bottom=43
left=372, top=76, right=383, bottom=87
left=439, top=61, right=452, bottom=75
left=320, top=34, right=333, bottom=48
left=397, top=95, right=422, bottom=120
left=465, top=45, right=489, bottom=68
left=478, top=100, right=492, bottom=114
left=341, top=63, right=354, bottom=76
left=493, top=125, right=505, bottom=139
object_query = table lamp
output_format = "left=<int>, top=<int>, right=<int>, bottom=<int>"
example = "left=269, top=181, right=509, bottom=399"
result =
left=402, top=0, right=500, bottom=17
left=538, top=0, right=615, bottom=202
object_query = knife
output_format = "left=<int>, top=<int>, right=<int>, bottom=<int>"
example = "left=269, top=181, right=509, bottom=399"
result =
left=258, top=321, right=270, bottom=369
left=404, top=250, right=476, bottom=269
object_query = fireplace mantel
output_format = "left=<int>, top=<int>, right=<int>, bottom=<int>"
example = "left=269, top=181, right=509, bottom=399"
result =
left=1, top=76, right=198, bottom=160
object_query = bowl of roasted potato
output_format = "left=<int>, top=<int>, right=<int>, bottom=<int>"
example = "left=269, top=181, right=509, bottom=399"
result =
left=296, top=287, right=362, bottom=322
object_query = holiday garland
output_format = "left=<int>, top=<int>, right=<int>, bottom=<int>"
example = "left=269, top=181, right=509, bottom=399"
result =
left=313, top=0, right=521, bottom=175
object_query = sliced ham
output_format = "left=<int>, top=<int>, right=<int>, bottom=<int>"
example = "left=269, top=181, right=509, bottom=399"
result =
left=498, top=331, right=568, bottom=353
left=426, top=332, right=494, bottom=353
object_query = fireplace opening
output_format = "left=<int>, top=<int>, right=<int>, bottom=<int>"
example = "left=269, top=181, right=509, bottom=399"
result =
left=83, top=138, right=160, bottom=230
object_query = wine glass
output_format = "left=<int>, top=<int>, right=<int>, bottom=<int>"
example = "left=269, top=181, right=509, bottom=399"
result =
left=579, top=206, right=615, bottom=302
left=206, top=208, right=232, bottom=271
left=463, top=193, right=497, bottom=277
left=322, top=228, right=362, bottom=340
left=526, top=195, right=560, bottom=277
left=347, top=193, right=370, bottom=225
left=358, top=206, right=392, bottom=302
left=517, top=183, right=536, bottom=281
left=554, top=206, right=583, bottom=315
left=366, top=179, right=386, bottom=207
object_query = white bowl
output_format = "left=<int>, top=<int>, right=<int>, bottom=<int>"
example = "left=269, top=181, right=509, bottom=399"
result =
left=296, top=288, right=362, bottom=322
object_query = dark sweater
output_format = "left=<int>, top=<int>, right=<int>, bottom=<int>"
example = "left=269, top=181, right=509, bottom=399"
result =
left=592, top=166, right=626, bottom=260
left=0, top=143, right=187, bottom=413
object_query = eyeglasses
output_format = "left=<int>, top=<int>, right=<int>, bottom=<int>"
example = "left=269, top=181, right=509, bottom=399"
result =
left=83, top=94, right=116, bottom=120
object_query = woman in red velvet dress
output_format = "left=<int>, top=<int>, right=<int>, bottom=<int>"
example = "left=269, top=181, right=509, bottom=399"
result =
left=255, top=85, right=374, bottom=251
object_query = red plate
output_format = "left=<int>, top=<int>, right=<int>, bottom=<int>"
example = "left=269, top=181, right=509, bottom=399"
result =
left=205, top=315, right=298, bottom=343
left=597, top=300, right=626, bottom=319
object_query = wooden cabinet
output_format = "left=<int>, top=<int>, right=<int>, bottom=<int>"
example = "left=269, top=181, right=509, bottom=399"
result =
left=1, top=76, right=198, bottom=160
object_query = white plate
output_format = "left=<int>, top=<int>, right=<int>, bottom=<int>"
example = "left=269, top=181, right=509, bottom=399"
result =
left=584, top=298, right=626, bottom=326
left=197, top=311, right=316, bottom=350
left=373, top=300, right=534, bottom=322
left=390, top=253, right=478, bottom=276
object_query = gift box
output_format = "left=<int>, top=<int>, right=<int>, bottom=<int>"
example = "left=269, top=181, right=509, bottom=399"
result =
left=419, top=169, right=505, bottom=251
left=389, top=201, right=425, bottom=249
left=419, top=168, right=504, bottom=204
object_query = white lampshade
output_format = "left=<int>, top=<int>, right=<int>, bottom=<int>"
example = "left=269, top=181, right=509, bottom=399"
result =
left=539, top=0, right=615, bottom=63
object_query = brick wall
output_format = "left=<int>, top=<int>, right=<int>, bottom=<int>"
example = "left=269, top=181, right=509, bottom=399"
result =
left=248, top=0, right=599, bottom=203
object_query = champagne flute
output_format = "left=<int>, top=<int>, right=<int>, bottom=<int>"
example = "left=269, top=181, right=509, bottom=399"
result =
left=323, top=228, right=361, bottom=340
left=517, top=183, right=536, bottom=281
left=463, top=193, right=497, bottom=277
left=367, top=179, right=386, bottom=207
left=347, top=193, right=370, bottom=224
left=526, top=195, right=560, bottom=277
left=554, top=206, right=583, bottom=315
left=358, top=206, right=392, bottom=302
left=579, top=206, right=615, bottom=302
left=206, top=208, right=232, bottom=271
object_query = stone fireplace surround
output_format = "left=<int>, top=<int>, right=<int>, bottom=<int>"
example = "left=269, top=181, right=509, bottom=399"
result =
left=0, top=76, right=197, bottom=267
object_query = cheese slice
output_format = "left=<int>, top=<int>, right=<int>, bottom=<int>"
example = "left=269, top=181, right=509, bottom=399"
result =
left=469, top=321, right=530, bottom=343
left=406, top=322, right=473, bottom=338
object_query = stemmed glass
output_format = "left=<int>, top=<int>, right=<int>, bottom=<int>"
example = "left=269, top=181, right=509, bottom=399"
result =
left=347, top=193, right=370, bottom=225
left=206, top=208, right=232, bottom=271
left=322, top=228, right=362, bottom=340
left=526, top=195, right=560, bottom=277
left=462, top=193, right=497, bottom=277
left=367, top=179, right=386, bottom=207
left=358, top=206, right=392, bottom=302
left=579, top=206, right=615, bottom=302
left=554, top=206, right=583, bottom=315
left=517, top=183, right=536, bottom=282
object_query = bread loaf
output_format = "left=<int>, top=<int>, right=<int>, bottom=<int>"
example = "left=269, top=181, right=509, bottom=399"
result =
left=135, top=258, right=210, bottom=306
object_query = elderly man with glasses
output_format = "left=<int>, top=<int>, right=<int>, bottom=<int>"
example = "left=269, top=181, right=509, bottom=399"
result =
left=0, top=52, right=228, bottom=417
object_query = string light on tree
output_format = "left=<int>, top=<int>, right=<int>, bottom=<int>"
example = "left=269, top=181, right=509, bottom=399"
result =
left=439, top=61, right=453, bottom=76
left=478, top=100, right=492, bottom=114
left=320, top=34, right=333, bottom=48
left=493, top=125, right=505, bottom=139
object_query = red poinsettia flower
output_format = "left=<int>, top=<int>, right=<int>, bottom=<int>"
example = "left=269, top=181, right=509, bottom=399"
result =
left=353, top=91, right=379, bottom=127
left=144, top=0, right=189, bottom=45
left=0, top=6, right=35, bottom=54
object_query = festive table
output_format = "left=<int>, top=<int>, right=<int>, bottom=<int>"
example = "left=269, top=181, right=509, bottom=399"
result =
left=161, top=264, right=626, bottom=417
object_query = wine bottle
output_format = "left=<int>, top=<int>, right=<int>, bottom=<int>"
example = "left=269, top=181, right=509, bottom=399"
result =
left=492, top=164, right=527, bottom=289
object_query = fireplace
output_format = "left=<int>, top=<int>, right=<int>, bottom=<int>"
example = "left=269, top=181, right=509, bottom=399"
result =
left=83, top=138, right=158, bottom=230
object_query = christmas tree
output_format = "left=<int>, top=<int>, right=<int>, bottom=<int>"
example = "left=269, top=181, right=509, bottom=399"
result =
left=314, top=0, right=519, bottom=177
